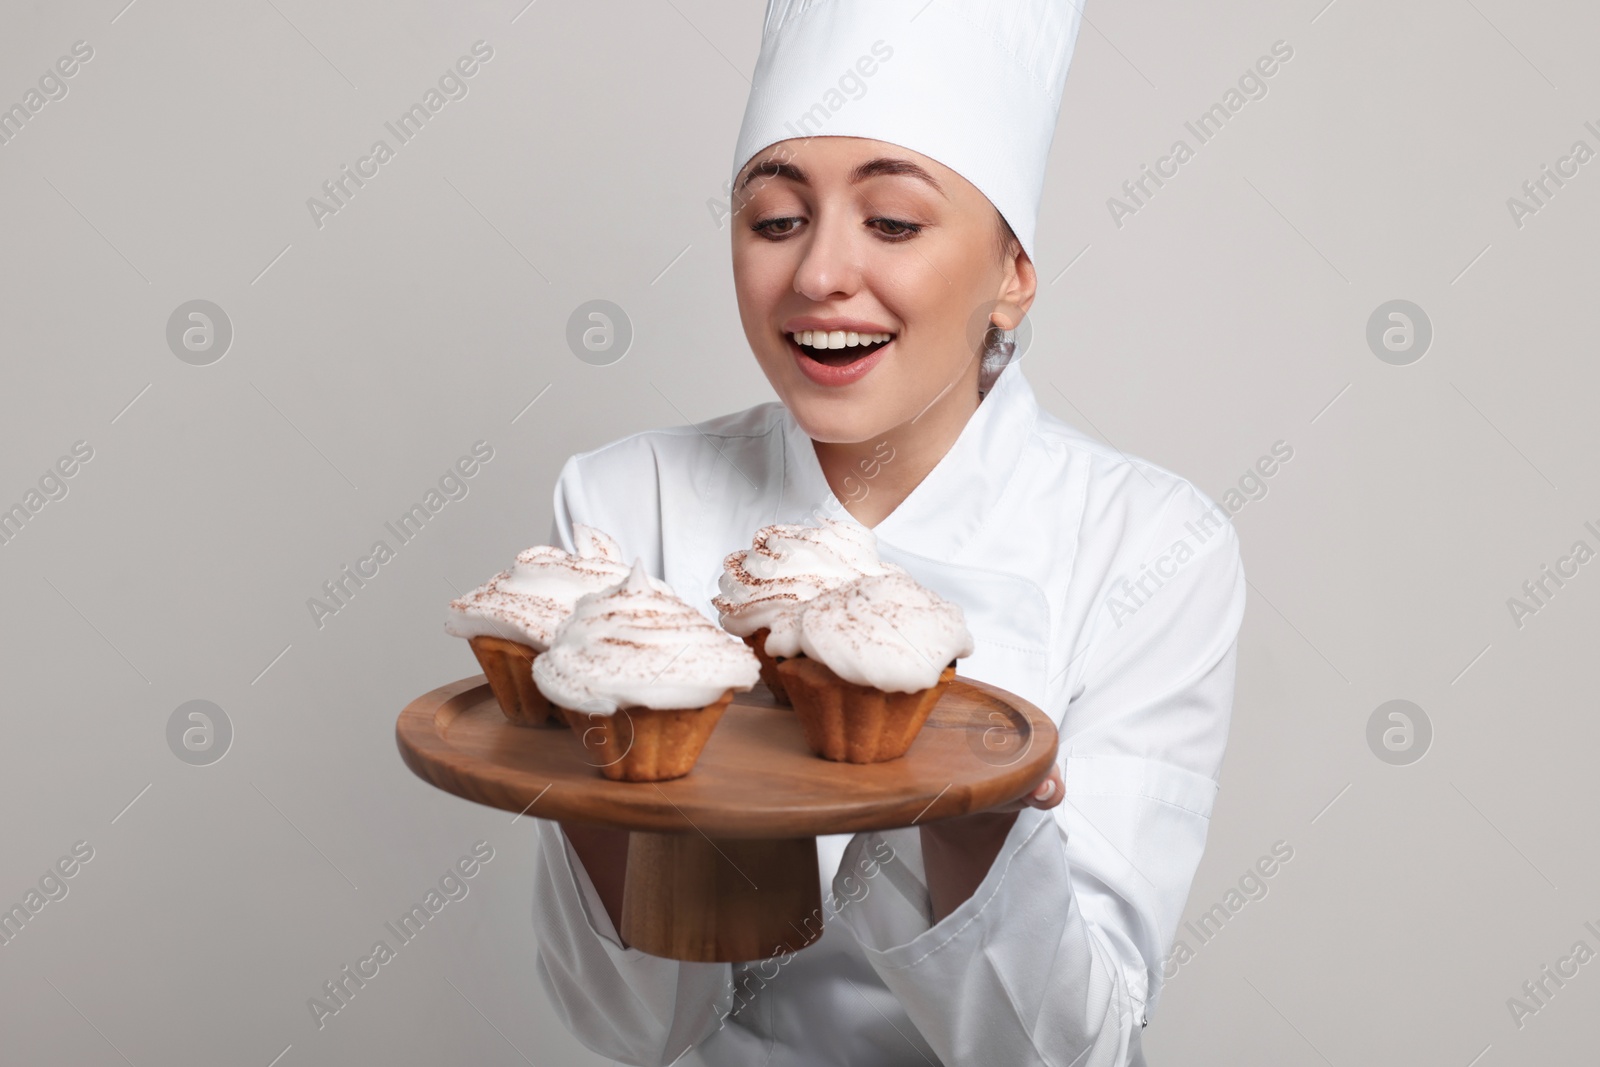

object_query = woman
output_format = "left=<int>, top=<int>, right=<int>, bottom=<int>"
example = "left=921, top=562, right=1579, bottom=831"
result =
left=531, top=2, right=1246, bottom=1064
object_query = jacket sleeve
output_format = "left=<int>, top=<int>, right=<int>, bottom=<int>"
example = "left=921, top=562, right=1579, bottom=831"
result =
left=828, top=483, right=1247, bottom=1066
left=528, top=454, right=734, bottom=1066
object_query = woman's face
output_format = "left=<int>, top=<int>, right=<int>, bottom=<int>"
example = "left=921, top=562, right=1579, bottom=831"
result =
left=731, top=136, right=1033, bottom=444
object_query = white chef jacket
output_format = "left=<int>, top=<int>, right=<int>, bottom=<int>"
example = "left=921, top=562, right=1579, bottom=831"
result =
left=528, top=360, right=1247, bottom=1067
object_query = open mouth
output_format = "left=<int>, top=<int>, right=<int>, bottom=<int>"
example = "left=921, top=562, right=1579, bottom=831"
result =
left=787, top=330, right=895, bottom=367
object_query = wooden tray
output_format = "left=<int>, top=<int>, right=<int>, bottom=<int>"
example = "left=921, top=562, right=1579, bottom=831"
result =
left=397, top=675, right=1057, bottom=961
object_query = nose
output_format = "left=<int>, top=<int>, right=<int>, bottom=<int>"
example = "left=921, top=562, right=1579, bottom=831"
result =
left=791, top=211, right=861, bottom=302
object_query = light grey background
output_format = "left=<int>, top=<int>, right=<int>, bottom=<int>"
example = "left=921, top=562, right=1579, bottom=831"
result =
left=1, top=0, right=1595, bottom=1064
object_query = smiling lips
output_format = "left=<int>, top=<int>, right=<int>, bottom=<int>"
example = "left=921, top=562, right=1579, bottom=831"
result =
left=791, top=329, right=894, bottom=350
left=784, top=327, right=895, bottom=387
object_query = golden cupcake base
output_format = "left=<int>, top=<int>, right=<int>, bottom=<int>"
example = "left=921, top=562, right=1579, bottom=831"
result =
left=466, top=635, right=564, bottom=728
left=775, top=656, right=957, bottom=763
left=743, top=627, right=791, bottom=705
left=563, top=693, right=734, bottom=782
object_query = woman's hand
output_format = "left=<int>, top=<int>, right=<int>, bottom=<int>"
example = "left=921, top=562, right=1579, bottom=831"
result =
left=990, top=762, right=1064, bottom=814
left=919, top=763, right=1063, bottom=922
left=927, top=763, right=1064, bottom=837
left=560, top=822, right=630, bottom=941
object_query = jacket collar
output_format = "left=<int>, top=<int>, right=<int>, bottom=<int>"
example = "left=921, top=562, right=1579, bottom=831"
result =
left=778, top=361, right=1040, bottom=562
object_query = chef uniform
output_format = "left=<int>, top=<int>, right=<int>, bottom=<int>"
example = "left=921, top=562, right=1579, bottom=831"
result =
left=528, top=2, right=1248, bottom=1065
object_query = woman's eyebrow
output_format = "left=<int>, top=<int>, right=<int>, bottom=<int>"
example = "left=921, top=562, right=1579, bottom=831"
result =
left=739, top=156, right=946, bottom=197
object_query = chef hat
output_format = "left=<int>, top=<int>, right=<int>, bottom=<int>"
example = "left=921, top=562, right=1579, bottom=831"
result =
left=731, top=0, right=1084, bottom=264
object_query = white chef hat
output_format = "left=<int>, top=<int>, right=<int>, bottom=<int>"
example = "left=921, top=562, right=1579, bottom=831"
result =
left=731, top=0, right=1084, bottom=265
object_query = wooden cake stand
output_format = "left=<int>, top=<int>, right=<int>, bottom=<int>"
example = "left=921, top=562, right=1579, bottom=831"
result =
left=396, top=675, right=1057, bottom=962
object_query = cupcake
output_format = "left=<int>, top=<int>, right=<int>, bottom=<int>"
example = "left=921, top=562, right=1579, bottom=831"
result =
left=772, top=571, right=974, bottom=763
left=534, top=560, right=761, bottom=781
left=712, top=518, right=904, bottom=705
left=445, top=524, right=661, bottom=727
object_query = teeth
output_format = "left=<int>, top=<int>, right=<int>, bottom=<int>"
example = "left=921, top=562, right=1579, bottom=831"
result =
left=790, top=330, right=893, bottom=350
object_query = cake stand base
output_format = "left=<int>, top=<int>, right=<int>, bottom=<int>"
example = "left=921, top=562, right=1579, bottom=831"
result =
left=622, top=832, right=823, bottom=962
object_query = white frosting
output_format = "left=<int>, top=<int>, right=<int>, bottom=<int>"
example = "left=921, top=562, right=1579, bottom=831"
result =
left=713, top=518, right=905, bottom=639
left=444, top=524, right=660, bottom=650
left=785, top=571, right=974, bottom=692
left=534, top=560, right=760, bottom=714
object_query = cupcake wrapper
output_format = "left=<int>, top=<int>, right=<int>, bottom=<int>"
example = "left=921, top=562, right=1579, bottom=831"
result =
left=467, top=635, right=564, bottom=728
left=563, top=693, right=734, bottom=782
left=744, top=628, right=792, bottom=706
left=776, top=656, right=956, bottom=763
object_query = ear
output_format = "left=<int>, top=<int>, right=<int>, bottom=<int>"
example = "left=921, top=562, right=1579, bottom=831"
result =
left=990, top=249, right=1037, bottom=331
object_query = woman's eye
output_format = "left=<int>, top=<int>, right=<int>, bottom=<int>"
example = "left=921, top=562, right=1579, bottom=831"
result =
left=753, top=216, right=803, bottom=238
left=869, top=218, right=921, bottom=240
left=750, top=216, right=921, bottom=241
